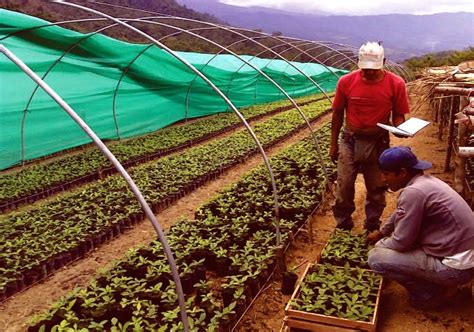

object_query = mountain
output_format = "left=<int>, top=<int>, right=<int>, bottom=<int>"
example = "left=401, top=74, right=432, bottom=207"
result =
left=177, top=0, right=474, bottom=61
left=2, top=0, right=228, bottom=50
left=2, top=0, right=223, bottom=24
left=178, top=0, right=330, bottom=17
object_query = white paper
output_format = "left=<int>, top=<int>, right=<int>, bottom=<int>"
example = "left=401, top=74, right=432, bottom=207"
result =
left=377, top=117, right=430, bottom=137
left=397, top=118, right=430, bottom=134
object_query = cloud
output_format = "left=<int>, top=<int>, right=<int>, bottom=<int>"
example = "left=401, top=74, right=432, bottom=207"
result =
left=220, top=0, right=474, bottom=15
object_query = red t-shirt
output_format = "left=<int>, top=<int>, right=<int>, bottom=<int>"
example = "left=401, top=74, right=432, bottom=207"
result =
left=332, top=70, right=410, bottom=130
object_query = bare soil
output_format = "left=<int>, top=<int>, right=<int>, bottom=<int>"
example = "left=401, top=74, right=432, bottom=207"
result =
left=1, top=101, right=473, bottom=331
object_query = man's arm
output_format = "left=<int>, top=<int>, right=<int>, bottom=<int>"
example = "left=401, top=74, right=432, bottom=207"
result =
left=367, top=213, right=396, bottom=244
left=392, top=112, right=406, bottom=127
left=391, top=77, right=410, bottom=127
left=330, top=79, right=347, bottom=163
left=330, top=108, right=344, bottom=163
left=380, top=213, right=396, bottom=236
left=379, top=188, right=425, bottom=251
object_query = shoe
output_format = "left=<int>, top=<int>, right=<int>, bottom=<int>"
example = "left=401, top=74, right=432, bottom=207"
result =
left=364, top=220, right=381, bottom=232
left=336, top=221, right=354, bottom=231
left=409, top=287, right=459, bottom=310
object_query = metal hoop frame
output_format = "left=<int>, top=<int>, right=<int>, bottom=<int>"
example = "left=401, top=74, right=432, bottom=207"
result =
left=2, top=2, right=413, bottom=330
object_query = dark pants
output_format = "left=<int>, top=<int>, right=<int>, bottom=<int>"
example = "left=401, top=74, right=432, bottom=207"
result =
left=332, top=129, right=389, bottom=230
left=369, top=242, right=474, bottom=304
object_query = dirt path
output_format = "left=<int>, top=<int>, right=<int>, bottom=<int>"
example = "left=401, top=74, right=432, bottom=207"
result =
left=0, top=114, right=332, bottom=332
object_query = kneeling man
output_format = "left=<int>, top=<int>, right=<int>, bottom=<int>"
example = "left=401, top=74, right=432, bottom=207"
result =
left=367, top=146, right=474, bottom=309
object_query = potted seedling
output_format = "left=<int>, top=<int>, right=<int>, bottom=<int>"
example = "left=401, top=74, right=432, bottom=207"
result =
left=281, top=265, right=299, bottom=295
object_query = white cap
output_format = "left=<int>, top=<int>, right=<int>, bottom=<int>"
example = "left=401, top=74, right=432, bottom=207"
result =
left=358, top=42, right=384, bottom=69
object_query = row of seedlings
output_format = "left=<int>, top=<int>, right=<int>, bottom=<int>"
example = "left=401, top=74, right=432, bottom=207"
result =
left=0, top=94, right=328, bottom=212
left=0, top=101, right=331, bottom=301
left=28, top=125, right=335, bottom=331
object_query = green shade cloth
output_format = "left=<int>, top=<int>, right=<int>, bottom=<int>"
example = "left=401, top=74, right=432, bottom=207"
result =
left=0, top=9, right=346, bottom=170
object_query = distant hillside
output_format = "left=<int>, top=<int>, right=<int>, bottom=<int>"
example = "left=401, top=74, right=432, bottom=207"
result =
left=178, top=0, right=474, bottom=61
left=2, top=0, right=222, bottom=25
left=0, top=0, right=327, bottom=61
left=403, top=46, right=474, bottom=72
left=1, top=0, right=223, bottom=46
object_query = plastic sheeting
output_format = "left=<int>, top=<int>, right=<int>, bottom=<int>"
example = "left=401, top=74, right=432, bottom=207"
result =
left=0, top=9, right=346, bottom=170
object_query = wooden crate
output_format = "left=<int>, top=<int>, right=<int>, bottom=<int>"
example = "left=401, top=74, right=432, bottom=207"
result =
left=284, top=263, right=383, bottom=332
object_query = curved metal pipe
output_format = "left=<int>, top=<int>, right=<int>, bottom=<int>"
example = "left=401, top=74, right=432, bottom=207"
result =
left=86, top=2, right=339, bottom=99
left=110, top=25, right=219, bottom=122
left=102, top=19, right=284, bottom=247
left=3, top=17, right=224, bottom=142
left=3, top=14, right=282, bottom=258
left=146, top=17, right=335, bottom=101
left=112, top=43, right=154, bottom=138
left=90, top=0, right=347, bottom=79
left=228, top=40, right=314, bottom=94
left=1, top=42, right=187, bottom=329
left=15, top=23, right=119, bottom=161
left=285, top=45, right=342, bottom=74
left=182, top=38, right=310, bottom=110
left=139, top=17, right=334, bottom=190
left=267, top=36, right=358, bottom=69
left=48, top=3, right=265, bottom=330
left=89, top=1, right=410, bottom=80
left=131, top=17, right=334, bottom=190
left=52, top=1, right=282, bottom=310
left=85, top=1, right=339, bottom=209
left=298, top=40, right=411, bottom=81
left=192, top=38, right=310, bottom=113
left=239, top=34, right=344, bottom=80
left=107, top=16, right=342, bottom=244
left=245, top=40, right=317, bottom=101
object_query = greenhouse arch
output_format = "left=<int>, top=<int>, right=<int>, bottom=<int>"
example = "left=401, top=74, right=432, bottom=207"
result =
left=0, top=2, right=414, bottom=331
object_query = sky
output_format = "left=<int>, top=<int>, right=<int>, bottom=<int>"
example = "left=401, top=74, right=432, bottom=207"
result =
left=220, top=0, right=474, bottom=15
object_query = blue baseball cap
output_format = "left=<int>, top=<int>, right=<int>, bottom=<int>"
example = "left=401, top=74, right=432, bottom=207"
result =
left=379, top=146, right=432, bottom=171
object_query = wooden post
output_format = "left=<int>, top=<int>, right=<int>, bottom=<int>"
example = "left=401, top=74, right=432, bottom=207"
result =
left=437, top=97, right=446, bottom=140
left=276, top=245, right=287, bottom=275
left=444, top=96, right=459, bottom=172
left=454, top=96, right=470, bottom=193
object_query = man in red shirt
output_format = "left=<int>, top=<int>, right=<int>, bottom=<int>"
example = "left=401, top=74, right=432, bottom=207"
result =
left=330, top=41, right=410, bottom=231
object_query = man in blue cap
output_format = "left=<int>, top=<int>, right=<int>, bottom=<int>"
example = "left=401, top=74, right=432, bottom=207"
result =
left=367, top=146, right=474, bottom=309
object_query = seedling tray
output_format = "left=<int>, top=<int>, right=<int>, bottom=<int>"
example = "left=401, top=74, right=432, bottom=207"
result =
left=284, top=263, right=383, bottom=332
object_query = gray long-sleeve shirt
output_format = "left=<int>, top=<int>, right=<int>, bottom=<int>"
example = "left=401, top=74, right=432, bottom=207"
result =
left=380, top=174, right=474, bottom=257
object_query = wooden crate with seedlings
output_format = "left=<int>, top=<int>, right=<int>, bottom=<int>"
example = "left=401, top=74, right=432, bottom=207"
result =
left=283, top=263, right=383, bottom=332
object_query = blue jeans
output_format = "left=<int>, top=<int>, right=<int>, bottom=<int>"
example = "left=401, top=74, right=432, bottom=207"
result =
left=332, top=130, right=389, bottom=230
left=368, top=242, right=474, bottom=303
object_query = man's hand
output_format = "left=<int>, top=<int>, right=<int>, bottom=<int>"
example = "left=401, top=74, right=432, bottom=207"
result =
left=367, top=230, right=383, bottom=245
left=330, top=144, right=338, bottom=164
left=392, top=133, right=407, bottom=139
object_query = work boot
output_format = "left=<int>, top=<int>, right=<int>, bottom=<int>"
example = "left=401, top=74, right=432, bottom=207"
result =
left=364, top=220, right=381, bottom=232
left=409, top=287, right=459, bottom=310
left=336, top=220, right=354, bottom=231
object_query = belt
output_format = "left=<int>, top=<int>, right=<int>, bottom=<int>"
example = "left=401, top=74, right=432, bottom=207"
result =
left=351, top=131, right=387, bottom=140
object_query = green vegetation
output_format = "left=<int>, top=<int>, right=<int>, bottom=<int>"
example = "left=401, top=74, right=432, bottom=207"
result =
left=0, top=100, right=331, bottom=301
left=403, top=46, right=474, bottom=73
left=0, top=94, right=328, bottom=211
left=27, top=125, right=335, bottom=331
